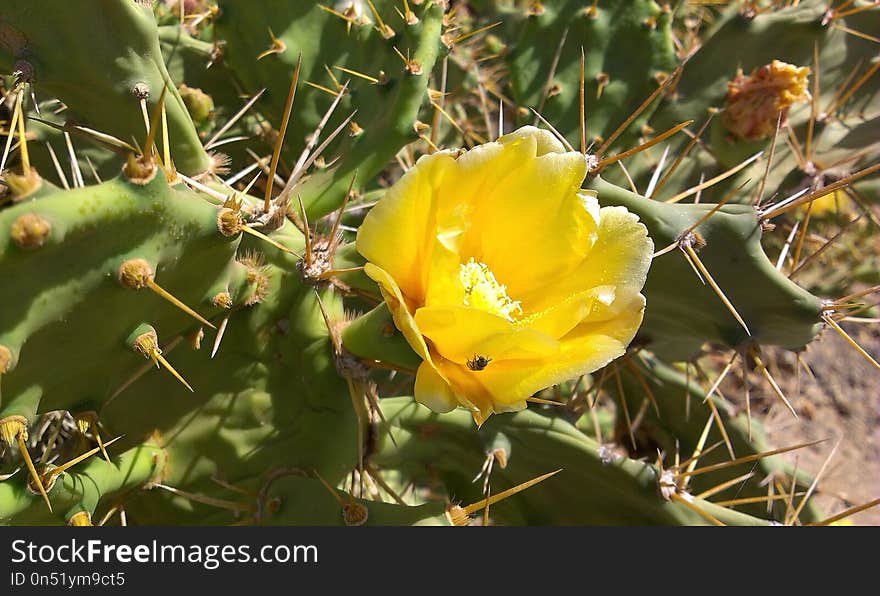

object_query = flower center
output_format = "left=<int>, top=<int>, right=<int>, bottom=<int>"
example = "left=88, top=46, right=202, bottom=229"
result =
left=459, top=258, right=522, bottom=321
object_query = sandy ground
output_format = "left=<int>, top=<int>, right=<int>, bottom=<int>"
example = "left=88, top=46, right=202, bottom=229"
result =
left=750, top=322, right=880, bottom=525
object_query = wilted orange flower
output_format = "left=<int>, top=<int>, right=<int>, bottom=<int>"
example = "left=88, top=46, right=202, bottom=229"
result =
left=356, top=126, right=653, bottom=424
left=722, top=60, right=810, bottom=141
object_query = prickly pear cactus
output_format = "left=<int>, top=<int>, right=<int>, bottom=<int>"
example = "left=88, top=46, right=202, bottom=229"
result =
left=1, top=0, right=877, bottom=526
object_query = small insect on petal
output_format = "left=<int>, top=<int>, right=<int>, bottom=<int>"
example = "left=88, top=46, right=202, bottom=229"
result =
left=467, top=355, right=492, bottom=371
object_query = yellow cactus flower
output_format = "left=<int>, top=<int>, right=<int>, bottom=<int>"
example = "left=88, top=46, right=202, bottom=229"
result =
left=356, top=126, right=653, bottom=424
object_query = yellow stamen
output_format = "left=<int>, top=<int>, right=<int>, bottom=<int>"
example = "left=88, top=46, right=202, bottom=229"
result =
left=459, top=259, right=521, bottom=320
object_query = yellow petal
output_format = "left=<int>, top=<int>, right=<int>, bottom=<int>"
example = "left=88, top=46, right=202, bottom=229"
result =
left=433, top=356, right=496, bottom=422
left=356, top=151, right=456, bottom=303
left=414, top=305, right=559, bottom=364
left=582, top=206, right=654, bottom=298
left=567, top=293, right=646, bottom=346
left=518, top=285, right=616, bottom=339
left=423, top=237, right=466, bottom=309
left=497, top=125, right=567, bottom=156
left=457, top=134, right=594, bottom=300
left=475, top=295, right=646, bottom=408
left=414, top=361, right=458, bottom=413
left=422, top=134, right=541, bottom=258
left=423, top=135, right=537, bottom=259
left=421, top=132, right=584, bottom=310
left=523, top=205, right=652, bottom=321
left=363, top=263, right=433, bottom=364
